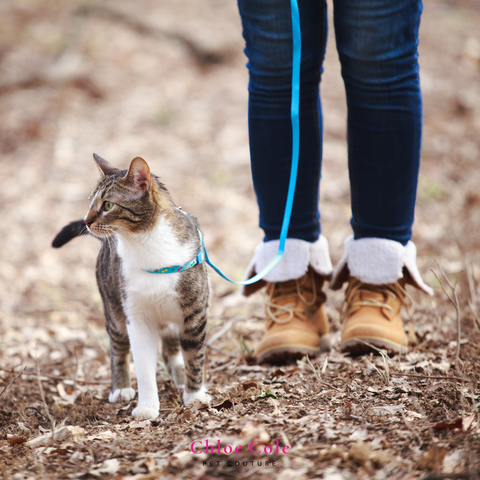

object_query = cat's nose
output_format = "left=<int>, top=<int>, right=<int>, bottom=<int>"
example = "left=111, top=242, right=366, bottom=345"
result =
left=84, top=219, right=92, bottom=227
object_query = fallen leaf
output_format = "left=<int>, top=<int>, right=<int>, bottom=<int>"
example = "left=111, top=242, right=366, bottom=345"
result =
left=348, top=428, right=368, bottom=442
left=241, top=381, right=258, bottom=390
left=117, top=403, right=132, bottom=415
left=27, top=426, right=85, bottom=448
left=128, top=420, right=150, bottom=430
left=240, top=422, right=270, bottom=444
left=284, top=367, right=302, bottom=376
left=212, top=399, right=234, bottom=411
left=86, top=430, right=117, bottom=441
left=418, top=446, right=447, bottom=471
left=443, top=450, right=465, bottom=473
left=169, top=451, right=194, bottom=468
left=370, top=450, right=396, bottom=468
left=348, top=442, right=372, bottom=466
left=319, top=446, right=345, bottom=461
left=89, top=458, right=120, bottom=475
left=49, top=447, right=70, bottom=456
left=7, top=435, right=27, bottom=447
left=277, top=468, right=307, bottom=480
left=323, top=475, right=345, bottom=480
left=56, top=383, right=82, bottom=405
left=271, top=369, right=285, bottom=378
left=433, top=418, right=462, bottom=431
left=463, top=414, right=475, bottom=432
left=406, top=410, right=423, bottom=419
left=324, top=428, right=337, bottom=439
left=369, top=404, right=404, bottom=416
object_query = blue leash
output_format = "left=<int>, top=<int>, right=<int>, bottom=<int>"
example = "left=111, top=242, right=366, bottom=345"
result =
left=205, top=0, right=301, bottom=286
left=145, top=0, right=301, bottom=285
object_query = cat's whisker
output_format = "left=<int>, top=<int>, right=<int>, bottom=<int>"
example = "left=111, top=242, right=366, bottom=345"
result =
left=103, top=233, right=115, bottom=267
left=112, top=232, right=136, bottom=257
left=106, top=225, right=136, bottom=257
left=100, top=228, right=115, bottom=246
left=111, top=224, right=134, bottom=235
left=73, top=226, right=99, bottom=268
left=80, top=171, right=95, bottom=191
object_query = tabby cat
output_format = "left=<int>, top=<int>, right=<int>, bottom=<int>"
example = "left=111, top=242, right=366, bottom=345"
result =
left=53, top=154, right=211, bottom=419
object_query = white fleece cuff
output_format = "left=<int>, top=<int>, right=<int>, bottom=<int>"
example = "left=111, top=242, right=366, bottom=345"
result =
left=330, top=236, right=433, bottom=295
left=244, top=235, right=333, bottom=283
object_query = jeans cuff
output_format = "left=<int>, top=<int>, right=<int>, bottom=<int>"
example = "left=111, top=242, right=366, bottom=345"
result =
left=241, top=236, right=333, bottom=296
left=330, top=236, right=433, bottom=295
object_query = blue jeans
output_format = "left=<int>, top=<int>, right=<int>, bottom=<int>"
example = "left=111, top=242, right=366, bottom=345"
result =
left=237, top=0, right=423, bottom=245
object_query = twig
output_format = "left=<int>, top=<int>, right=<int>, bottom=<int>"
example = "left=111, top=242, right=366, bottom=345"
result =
left=360, top=341, right=392, bottom=385
left=207, top=344, right=237, bottom=358
left=0, top=367, right=111, bottom=385
left=35, top=361, right=56, bottom=446
left=301, top=356, right=340, bottom=391
left=391, top=372, right=468, bottom=382
left=468, top=300, right=480, bottom=332
left=0, top=367, right=26, bottom=400
left=401, top=408, right=423, bottom=447
left=209, top=358, right=238, bottom=373
left=37, top=461, right=77, bottom=468
left=464, top=253, right=480, bottom=332
left=207, top=316, right=244, bottom=345
left=305, top=355, right=322, bottom=381
left=465, top=254, right=477, bottom=305
left=431, top=259, right=462, bottom=361
left=310, top=380, right=341, bottom=393
left=422, top=471, right=480, bottom=480
left=321, top=356, right=329, bottom=375
left=359, top=340, right=396, bottom=366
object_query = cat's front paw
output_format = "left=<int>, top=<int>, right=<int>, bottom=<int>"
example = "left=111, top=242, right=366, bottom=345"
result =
left=183, top=386, right=212, bottom=406
left=109, top=388, right=136, bottom=403
left=132, top=405, right=159, bottom=419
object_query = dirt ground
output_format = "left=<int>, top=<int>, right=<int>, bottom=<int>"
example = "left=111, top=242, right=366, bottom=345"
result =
left=1, top=0, right=480, bottom=479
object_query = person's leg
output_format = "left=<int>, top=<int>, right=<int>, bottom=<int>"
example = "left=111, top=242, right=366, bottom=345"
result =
left=331, top=0, right=432, bottom=353
left=238, top=0, right=333, bottom=362
left=238, top=0, right=327, bottom=243
left=334, top=0, right=423, bottom=244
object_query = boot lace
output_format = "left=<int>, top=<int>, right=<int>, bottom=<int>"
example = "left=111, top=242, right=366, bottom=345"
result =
left=265, top=270, right=317, bottom=325
left=342, top=278, right=412, bottom=320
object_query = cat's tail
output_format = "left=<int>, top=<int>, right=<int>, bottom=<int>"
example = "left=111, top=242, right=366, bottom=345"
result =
left=52, top=220, right=88, bottom=248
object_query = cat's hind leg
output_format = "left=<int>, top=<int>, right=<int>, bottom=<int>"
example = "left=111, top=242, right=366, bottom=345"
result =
left=180, top=306, right=211, bottom=406
left=106, top=310, right=136, bottom=403
left=161, top=333, right=186, bottom=389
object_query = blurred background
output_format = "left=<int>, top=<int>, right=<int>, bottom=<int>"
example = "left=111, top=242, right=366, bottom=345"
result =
left=0, top=0, right=479, bottom=380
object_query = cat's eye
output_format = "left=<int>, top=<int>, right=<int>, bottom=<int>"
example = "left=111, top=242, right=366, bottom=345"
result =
left=103, top=201, right=114, bottom=211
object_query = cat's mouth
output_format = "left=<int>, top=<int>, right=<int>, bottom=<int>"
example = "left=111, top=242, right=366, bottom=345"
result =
left=86, top=224, right=115, bottom=239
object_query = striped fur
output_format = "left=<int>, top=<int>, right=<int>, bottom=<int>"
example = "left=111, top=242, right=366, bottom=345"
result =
left=54, top=155, right=211, bottom=419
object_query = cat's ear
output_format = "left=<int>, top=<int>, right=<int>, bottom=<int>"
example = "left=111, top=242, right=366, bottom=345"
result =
left=124, top=157, right=151, bottom=195
left=93, top=153, right=120, bottom=177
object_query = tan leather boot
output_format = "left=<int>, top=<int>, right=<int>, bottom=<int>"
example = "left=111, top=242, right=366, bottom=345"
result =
left=340, top=278, right=412, bottom=354
left=254, top=268, right=331, bottom=363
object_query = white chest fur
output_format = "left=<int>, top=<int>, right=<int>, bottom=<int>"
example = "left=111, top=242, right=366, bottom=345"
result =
left=115, top=218, right=197, bottom=326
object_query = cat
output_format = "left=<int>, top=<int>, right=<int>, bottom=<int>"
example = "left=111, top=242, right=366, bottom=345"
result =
left=52, top=154, right=211, bottom=419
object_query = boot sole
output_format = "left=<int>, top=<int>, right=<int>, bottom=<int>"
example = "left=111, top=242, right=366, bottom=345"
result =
left=256, top=334, right=331, bottom=364
left=256, top=346, right=320, bottom=364
left=341, top=336, right=408, bottom=356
